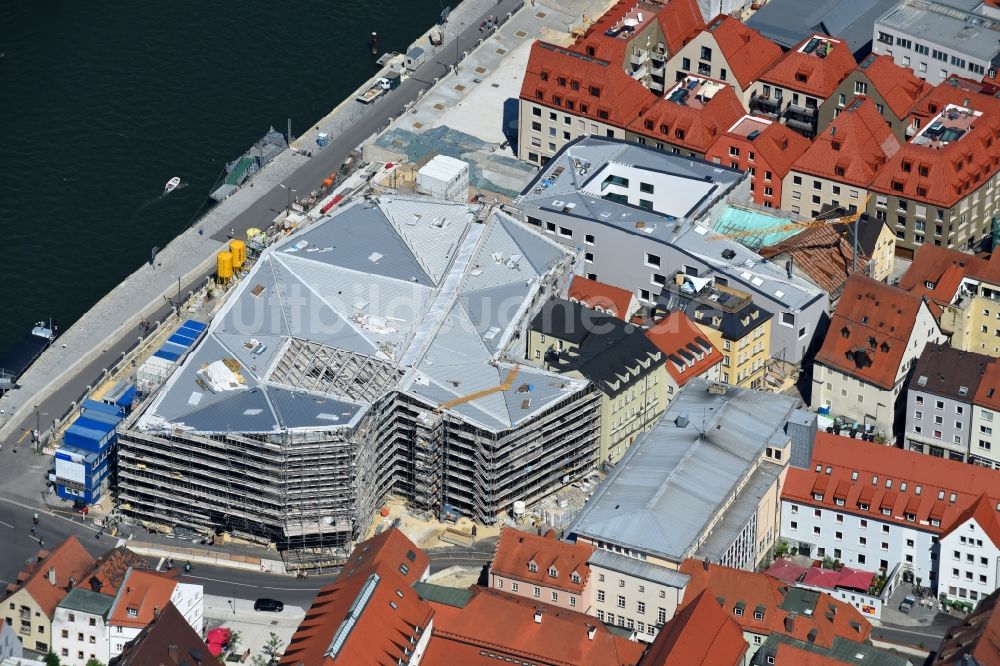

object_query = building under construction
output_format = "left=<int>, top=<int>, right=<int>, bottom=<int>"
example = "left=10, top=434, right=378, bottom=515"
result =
left=116, top=196, right=599, bottom=564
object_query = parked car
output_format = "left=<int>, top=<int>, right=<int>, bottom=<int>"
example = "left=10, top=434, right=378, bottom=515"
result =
left=254, top=598, right=284, bottom=612
left=899, top=596, right=916, bottom=613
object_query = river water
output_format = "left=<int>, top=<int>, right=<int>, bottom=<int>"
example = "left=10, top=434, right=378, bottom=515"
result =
left=0, top=0, right=444, bottom=353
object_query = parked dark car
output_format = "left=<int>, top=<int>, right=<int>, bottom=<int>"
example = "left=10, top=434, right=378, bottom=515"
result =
left=254, top=598, right=284, bottom=612
left=899, top=596, right=916, bottom=613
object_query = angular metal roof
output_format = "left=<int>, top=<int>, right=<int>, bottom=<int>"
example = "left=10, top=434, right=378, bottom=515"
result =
left=569, top=378, right=801, bottom=562
left=137, top=197, right=583, bottom=434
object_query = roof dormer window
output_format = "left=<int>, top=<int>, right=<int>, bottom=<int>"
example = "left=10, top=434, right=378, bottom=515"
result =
left=528, top=562, right=538, bottom=573
left=548, top=567, right=558, bottom=578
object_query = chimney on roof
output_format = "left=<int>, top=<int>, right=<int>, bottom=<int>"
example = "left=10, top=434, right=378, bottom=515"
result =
left=534, top=608, right=544, bottom=624
left=89, top=577, right=103, bottom=593
left=784, top=615, right=795, bottom=632
left=587, top=624, right=597, bottom=640
left=47, top=568, right=56, bottom=587
left=786, top=259, right=793, bottom=279
left=703, top=558, right=710, bottom=571
left=167, top=645, right=179, bottom=661
left=67, top=577, right=75, bottom=591
left=153, top=606, right=160, bottom=620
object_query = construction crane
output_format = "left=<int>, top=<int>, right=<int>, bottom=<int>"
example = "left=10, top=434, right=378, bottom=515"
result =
left=712, top=193, right=872, bottom=271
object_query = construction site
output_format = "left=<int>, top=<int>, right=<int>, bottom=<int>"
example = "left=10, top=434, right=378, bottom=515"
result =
left=116, top=195, right=601, bottom=567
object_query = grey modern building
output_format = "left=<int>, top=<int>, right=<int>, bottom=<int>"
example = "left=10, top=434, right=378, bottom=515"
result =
left=117, top=196, right=602, bottom=565
left=904, top=343, right=991, bottom=461
left=873, top=0, right=1000, bottom=84
left=569, top=378, right=814, bottom=572
left=746, top=0, right=899, bottom=58
left=514, top=137, right=829, bottom=365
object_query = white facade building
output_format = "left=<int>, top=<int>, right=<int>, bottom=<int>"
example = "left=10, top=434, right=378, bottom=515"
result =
left=416, top=155, right=470, bottom=202
left=937, top=497, right=1000, bottom=605
left=52, top=589, right=114, bottom=666
left=107, top=572, right=202, bottom=660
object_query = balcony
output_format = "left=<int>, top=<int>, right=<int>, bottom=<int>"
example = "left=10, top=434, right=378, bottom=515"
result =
left=750, top=93, right=781, bottom=117
left=785, top=104, right=816, bottom=121
left=631, top=49, right=648, bottom=66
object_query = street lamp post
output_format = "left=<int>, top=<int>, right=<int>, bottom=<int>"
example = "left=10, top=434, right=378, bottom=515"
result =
left=279, top=184, right=296, bottom=215
left=34, top=405, right=47, bottom=453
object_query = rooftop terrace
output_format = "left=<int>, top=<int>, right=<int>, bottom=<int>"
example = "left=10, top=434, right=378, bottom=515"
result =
left=726, top=116, right=775, bottom=139
left=911, top=103, right=983, bottom=147
left=665, top=76, right=728, bottom=110
left=797, top=35, right=842, bottom=58
left=603, top=0, right=664, bottom=39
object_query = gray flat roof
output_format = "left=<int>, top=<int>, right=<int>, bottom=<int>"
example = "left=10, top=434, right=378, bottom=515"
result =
left=58, top=588, right=115, bottom=616
left=876, top=0, right=1000, bottom=61
left=138, top=197, right=585, bottom=434
left=587, top=548, right=691, bottom=589
left=747, top=0, right=899, bottom=53
left=517, top=137, right=823, bottom=312
left=694, top=462, right=783, bottom=563
left=569, top=378, right=800, bottom=562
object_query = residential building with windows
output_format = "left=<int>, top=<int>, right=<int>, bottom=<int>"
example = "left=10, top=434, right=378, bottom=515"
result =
left=665, top=15, right=782, bottom=107
left=516, top=137, right=827, bottom=365
left=780, top=433, right=1000, bottom=606
left=704, top=115, right=811, bottom=208
left=527, top=299, right=667, bottom=463
left=903, top=343, right=990, bottom=462
left=759, top=225, right=868, bottom=304
left=811, top=275, right=946, bottom=440
left=900, top=246, right=1000, bottom=356
left=971, top=359, right=1000, bottom=469
left=106, top=569, right=202, bottom=661
left=749, top=35, right=856, bottom=139
left=640, top=589, right=747, bottom=666
left=52, top=589, right=114, bottom=666
left=655, top=277, right=772, bottom=389
left=818, top=54, right=932, bottom=141
left=108, top=602, right=210, bottom=666
left=488, top=528, right=593, bottom=612
left=568, top=275, right=639, bottom=321
left=516, top=0, right=709, bottom=166
left=569, top=380, right=810, bottom=617
left=872, top=0, right=1000, bottom=85
left=679, top=559, right=887, bottom=666
left=2, top=537, right=96, bottom=656
left=0, top=621, right=24, bottom=663
left=865, top=88, right=1000, bottom=257
left=643, top=310, right=723, bottom=402
left=838, top=213, right=896, bottom=283
left=781, top=97, right=900, bottom=218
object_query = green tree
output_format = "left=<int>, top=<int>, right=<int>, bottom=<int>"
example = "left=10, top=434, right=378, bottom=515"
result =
left=85, top=659, right=106, bottom=666
left=44, top=653, right=61, bottom=666
left=227, top=629, right=242, bottom=655
left=250, top=632, right=285, bottom=666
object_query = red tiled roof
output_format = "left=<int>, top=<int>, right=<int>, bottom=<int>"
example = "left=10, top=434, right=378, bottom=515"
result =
left=870, top=87, right=1000, bottom=207
left=645, top=311, right=723, bottom=386
left=855, top=54, right=931, bottom=119
left=280, top=529, right=433, bottom=666
left=781, top=433, right=1000, bottom=539
left=111, top=602, right=211, bottom=666
left=701, top=15, right=782, bottom=89
left=759, top=225, right=867, bottom=297
left=568, top=275, right=636, bottom=320
left=898, top=244, right=990, bottom=307
left=655, top=0, right=705, bottom=55
left=7, top=536, right=97, bottom=618
left=108, top=570, right=178, bottom=629
left=935, top=588, right=1000, bottom=665
left=424, top=587, right=645, bottom=666
left=490, top=527, right=593, bottom=594
left=628, top=80, right=746, bottom=153
left=679, top=559, right=871, bottom=649
left=814, top=275, right=934, bottom=389
left=745, top=120, right=811, bottom=179
left=640, top=590, right=747, bottom=666
left=81, top=546, right=150, bottom=597
left=974, top=359, right=1000, bottom=412
left=773, top=643, right=846, bottom=665
left=942, top=493, right=1000, bottom=549
left=791, top=97, right=899, bottom=187
left=759, top=35, right=855, bottom=99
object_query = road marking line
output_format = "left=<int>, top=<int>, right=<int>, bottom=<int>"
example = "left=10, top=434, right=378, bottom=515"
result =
left=155, top=557, right=165, bottom=572
left=185, top=574, right=319, bottom=592
left=0, top=518, right=14, bottom=529
left=16, top=430, right=30, bottom=445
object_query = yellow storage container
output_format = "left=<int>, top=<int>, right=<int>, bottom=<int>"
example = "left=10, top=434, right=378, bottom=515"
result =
left=217, top=251, right=234, bottom=280
left=229, top=239, right=246, bottom=269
